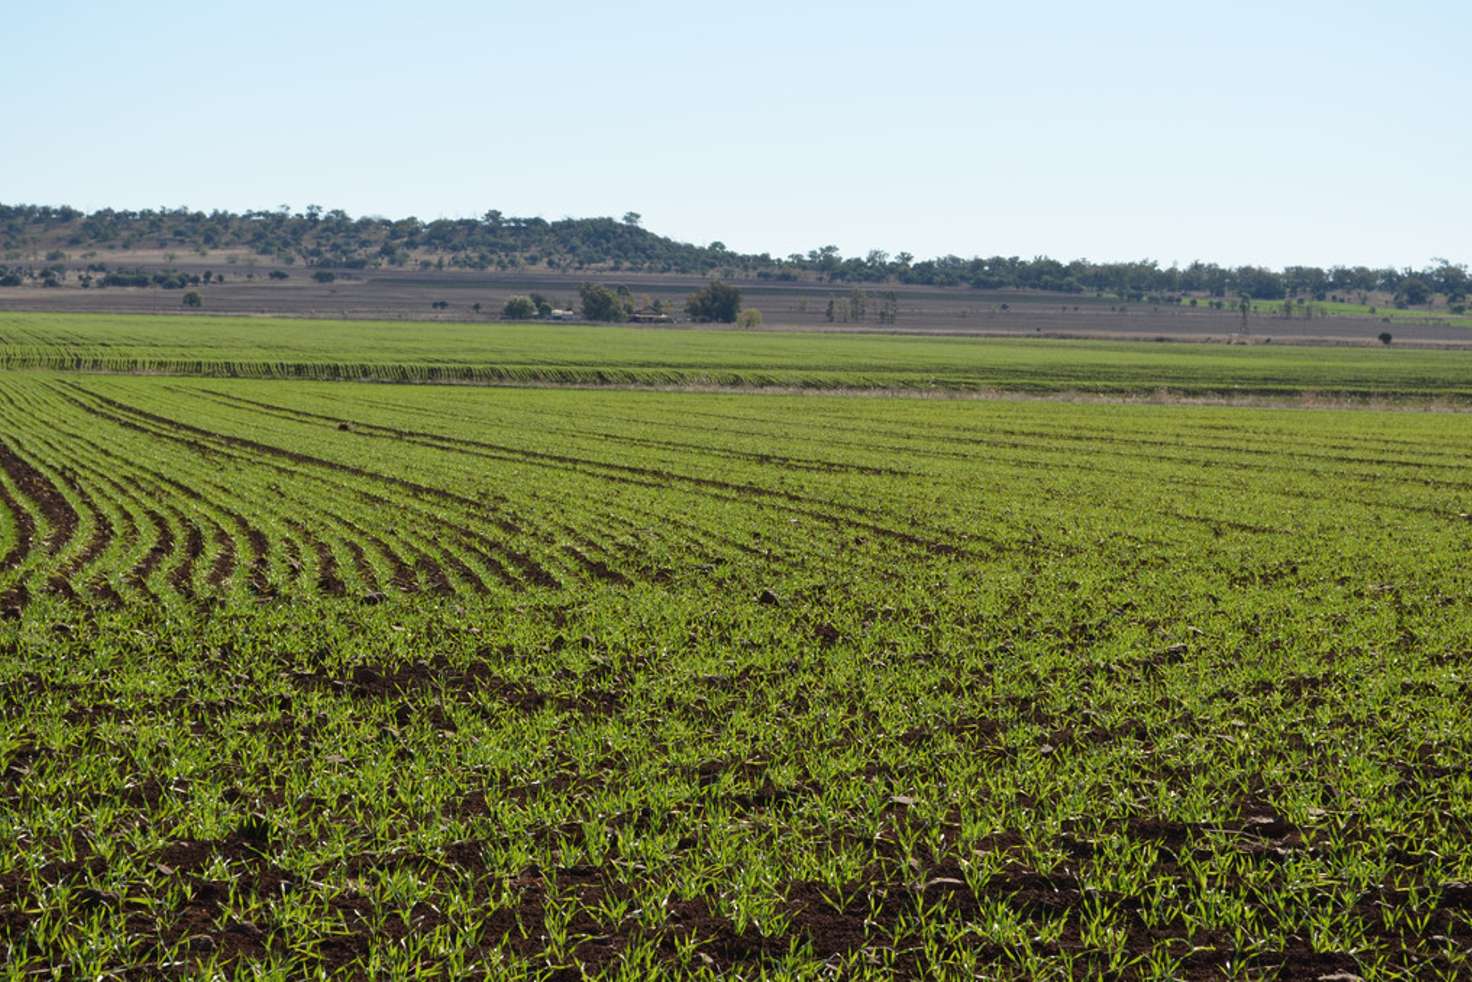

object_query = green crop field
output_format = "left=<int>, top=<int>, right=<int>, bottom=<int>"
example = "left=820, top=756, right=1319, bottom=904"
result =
left=3, top=367, right=1471, bottom=978
left=3, top=311, right=1472, bottom=398
left=1246, top=300, right=1472, bottom=330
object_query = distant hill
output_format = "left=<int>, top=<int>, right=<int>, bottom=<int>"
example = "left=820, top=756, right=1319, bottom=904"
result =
left=1, top=203, right=1466, bottom=306
left=0, top=204, right=742, bottom=276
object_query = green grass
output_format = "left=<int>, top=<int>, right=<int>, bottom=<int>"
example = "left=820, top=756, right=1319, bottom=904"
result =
left=2, top=311, right=1471, bottom=398
left=2, top=374, right=1471, bottom=977
left=1261, top=299, right=1472, bottom=328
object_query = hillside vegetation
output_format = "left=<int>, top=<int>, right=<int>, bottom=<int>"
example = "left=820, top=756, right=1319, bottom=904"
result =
left=3, top=204, right=1467, bottom=307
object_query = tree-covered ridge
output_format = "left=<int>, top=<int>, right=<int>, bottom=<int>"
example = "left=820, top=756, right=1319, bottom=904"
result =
left=0, top=205, right=744, bottom=276
left=1, top=203, right=1466, bottom=304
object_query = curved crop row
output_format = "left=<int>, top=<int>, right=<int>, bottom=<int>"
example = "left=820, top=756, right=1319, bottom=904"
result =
left=0, top=372, right=1467, bottom=616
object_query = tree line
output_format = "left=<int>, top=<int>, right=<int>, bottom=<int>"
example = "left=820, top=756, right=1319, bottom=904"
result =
left=1, top=203, right=1466, bottom=307
left=499, top=282, right=750, bottom=325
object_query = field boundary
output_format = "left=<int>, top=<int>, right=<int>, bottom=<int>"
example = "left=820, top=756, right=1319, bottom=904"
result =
left=0, top=362, right=1468, bottom=411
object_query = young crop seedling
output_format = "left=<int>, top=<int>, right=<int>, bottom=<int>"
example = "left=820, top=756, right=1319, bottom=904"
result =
left=0, top=365, right=1469, bottom=976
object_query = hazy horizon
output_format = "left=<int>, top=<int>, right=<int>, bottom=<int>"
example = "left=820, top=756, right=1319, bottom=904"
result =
left=4, top=0, right=1468, bottom=270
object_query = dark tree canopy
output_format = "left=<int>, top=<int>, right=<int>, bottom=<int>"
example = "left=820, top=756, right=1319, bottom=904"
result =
left=502, top=295, right=536, bottom=319
left=1395, top=277, right=1431, bottom=307
left=685, top=281, right=742, bottom=323
left=0, top=203, right=1466, bottom=304
left=579, top=283, right=634, bottom=322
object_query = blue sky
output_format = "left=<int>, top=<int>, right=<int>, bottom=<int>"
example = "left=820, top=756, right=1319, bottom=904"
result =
left=3, top=0, right=1468, bottom=268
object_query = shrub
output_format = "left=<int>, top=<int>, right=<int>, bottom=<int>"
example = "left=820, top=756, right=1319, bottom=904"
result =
left=1378, top=331, right=1393, bottom=346
left=737, top=309, right=763, bottom=329
left=268, top=270, right=289, bottom=280
left=182, top=291, right=203, bottom=308
left=312, top=271, right=337, bottom=284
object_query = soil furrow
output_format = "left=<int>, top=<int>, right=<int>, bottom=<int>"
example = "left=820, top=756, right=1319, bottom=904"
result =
left=207, top=526, right=237, bottom=590
left=285, top=520, right=345, bottom=596
left=0, top=442, right=79, bottom=558
left=54, top=471, right=114, bottom=582
left=169, top=513, right=204, bottom=599
left=129, top=509, right=174, bottom=592
left=0, top=476, right=35, bottom=573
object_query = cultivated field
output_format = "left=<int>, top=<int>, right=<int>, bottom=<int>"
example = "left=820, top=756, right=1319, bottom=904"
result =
left=3, top=369, right=1471, bottom=977
left=6, top=267, right=1470, bottom=345
left=3, top=312, right=1472, bottom=399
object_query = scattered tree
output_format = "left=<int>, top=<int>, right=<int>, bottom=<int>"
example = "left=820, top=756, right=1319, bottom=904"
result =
left=502, top=295, right=537, bottom=319
left=182, top=291, right=202, bottom=308
left=312, top=270, right=337, bottom=284
left=1395, top=277, right=1431, bottom=307
left=3, top=204, right=1466, bottom=303
left=579, top=282, right=635, bottom=322
left=877, top=291, right=900, bottom=324
left=685, top=280, right=742, bottom=323
left=1378, top=331, right=1394, bottom=346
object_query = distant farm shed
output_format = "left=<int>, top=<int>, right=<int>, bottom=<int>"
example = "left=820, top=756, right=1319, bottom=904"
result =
left=630, top=307, right=672, bottom=324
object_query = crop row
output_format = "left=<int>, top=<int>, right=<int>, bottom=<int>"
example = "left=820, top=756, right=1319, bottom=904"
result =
left=3, top=311, right=1472, bottom=397
left=2, top=376, right=1470, bottom=613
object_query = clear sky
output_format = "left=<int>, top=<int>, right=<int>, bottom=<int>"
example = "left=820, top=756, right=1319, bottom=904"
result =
left=3, top=0, right=1468, bottom=269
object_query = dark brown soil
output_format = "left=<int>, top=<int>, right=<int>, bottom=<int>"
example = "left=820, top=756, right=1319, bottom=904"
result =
left=287, top=655, right=621, bottom=717
left=0, top=442, right=78, bottom=558
left=128, top=508, right=173, bottom=591
left=0, top=479, right=34, bottom=572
